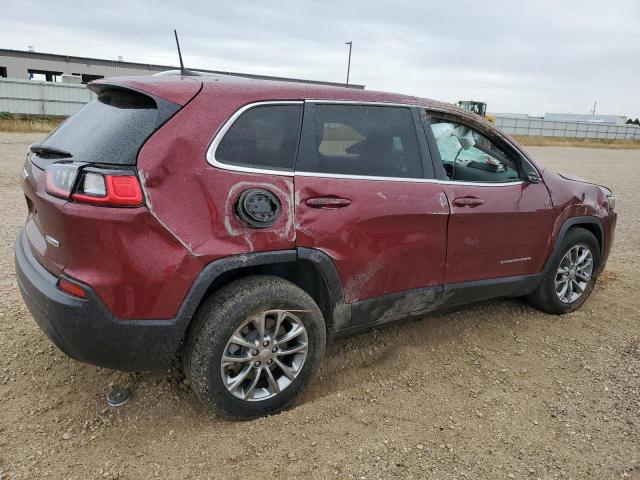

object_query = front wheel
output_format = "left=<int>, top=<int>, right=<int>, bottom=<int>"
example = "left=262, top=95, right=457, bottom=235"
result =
left=183, top=275, right=326, bottom=419
left=527, top=227, right=601, bottom=314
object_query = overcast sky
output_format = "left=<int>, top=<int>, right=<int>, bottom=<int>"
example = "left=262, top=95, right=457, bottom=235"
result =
left=2, top=0, right=639, bottom=117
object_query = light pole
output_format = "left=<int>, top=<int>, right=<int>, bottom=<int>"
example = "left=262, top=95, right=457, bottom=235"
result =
left=345, top=41, right=352, bottom=87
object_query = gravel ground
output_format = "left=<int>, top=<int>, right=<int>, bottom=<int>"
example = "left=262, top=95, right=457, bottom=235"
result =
left=0, top=132, right=638, bottom=480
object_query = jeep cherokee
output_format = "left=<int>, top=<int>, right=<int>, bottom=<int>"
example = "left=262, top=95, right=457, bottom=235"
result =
left=15, top=73, right=617, bottom=418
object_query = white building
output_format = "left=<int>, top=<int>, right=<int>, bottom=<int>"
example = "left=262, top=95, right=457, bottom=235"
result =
left=544, top=113, right=628, bottom=126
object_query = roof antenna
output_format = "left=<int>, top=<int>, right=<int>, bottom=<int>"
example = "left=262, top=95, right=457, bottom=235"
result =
left=173, top=29, right=198, bottom=76
left=174, top=29, right=185, bottom=72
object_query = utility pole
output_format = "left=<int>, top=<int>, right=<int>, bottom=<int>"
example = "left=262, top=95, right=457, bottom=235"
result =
left=345, top=41, right=352, bottom=87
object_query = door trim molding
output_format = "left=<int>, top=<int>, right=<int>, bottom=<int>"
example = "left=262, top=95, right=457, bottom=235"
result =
left=441, top=273, right=543, bottom=307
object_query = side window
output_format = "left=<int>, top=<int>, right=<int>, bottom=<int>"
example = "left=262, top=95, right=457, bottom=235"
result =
left=216, top=104, right=303, bottom=170
left=429, top=117, right=522, bottom=183
left=299, top=104, right=423, bottom=179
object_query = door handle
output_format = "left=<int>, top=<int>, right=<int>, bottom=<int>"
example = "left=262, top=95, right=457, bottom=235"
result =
left=305, top=197, right=352, bottom=209
left=453, top=196, right=484, bottom=207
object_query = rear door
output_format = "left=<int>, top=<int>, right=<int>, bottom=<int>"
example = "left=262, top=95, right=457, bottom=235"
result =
left=294, top=102, right=449, bottom=323
left=423, top=111, right=555, bottom=284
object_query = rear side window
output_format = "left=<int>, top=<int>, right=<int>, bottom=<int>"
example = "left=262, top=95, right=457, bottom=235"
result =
left=298, top=104, right=423, bottom=179
left=40, top=88, right=174, bottom=165
left=216, top=104, right=303, bottom=171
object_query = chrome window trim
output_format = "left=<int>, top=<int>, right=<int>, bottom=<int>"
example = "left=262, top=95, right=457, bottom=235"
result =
left=206, top=100, right=525, bottom=187
left=307, top=99, right=418, bottom=108
left=295, top=170, right=523, bottom=186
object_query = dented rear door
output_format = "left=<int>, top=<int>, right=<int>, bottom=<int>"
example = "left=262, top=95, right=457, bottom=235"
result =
left=294, top=102, right=449, bottom=311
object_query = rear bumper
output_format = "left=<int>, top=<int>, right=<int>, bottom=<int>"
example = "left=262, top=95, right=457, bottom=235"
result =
left=15, top=229, right=190, bottom=371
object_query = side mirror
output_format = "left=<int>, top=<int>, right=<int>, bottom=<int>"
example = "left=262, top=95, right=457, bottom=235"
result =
left=525, top=171, right=541, bottom=184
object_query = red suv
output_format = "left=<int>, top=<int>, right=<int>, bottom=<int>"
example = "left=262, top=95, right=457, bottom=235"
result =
left=16, top=73, right=616, bottom=418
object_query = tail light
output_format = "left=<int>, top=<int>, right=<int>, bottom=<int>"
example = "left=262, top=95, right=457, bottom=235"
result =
left=44, top=162, right=143, bottom=207
left=72, top=171, right=143, bottom=206
left=44, top=162, right=84, bottom=198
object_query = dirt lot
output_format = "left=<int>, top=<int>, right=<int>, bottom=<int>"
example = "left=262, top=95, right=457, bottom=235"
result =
left=0, top=132, right=638, bottom=480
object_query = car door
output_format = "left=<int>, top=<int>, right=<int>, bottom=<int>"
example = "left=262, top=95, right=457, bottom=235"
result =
left=423, top=111, right=555, bottom=285
left=294, top=102, right=450, bottom=328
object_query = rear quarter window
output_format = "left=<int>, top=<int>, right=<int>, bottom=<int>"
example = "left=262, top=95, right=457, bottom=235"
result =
left=215, top=104, right=303, bottom=171
left=40, top=88, right=177, bottom=166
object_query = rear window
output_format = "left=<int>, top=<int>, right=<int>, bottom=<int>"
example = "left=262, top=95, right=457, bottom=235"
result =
left=40, top=89, right=173, bottom=165
left=215, top=104, right=303, bottom=171
left=298, top=104, right=423, bottom=179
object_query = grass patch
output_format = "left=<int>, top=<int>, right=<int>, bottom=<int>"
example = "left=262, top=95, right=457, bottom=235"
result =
left=0, top=113, right=64, bottom=133
left=514, top=135, right=640, bottom=150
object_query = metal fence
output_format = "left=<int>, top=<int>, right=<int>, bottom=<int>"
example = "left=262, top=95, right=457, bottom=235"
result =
left=0, top=78, right=94, bottom=116
left=494, top=115, right=640, bottom=140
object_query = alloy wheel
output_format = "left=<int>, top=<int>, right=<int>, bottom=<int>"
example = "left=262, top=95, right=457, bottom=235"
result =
left=555, top=244, right=593, bottom=303
left=220, top=310, right=309, bottom=401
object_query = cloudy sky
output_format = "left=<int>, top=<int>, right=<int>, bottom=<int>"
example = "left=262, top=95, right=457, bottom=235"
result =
left=2, top=0, right=639, bottom=117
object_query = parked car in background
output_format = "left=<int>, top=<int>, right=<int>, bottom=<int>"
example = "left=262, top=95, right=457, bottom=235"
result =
left=16, top=73, right=616, bottom=418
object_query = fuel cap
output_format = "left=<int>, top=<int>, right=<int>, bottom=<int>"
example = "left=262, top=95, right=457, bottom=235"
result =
left=236, top=189, right=281, bottom=228
left=106, top=386, right=130, bottom=407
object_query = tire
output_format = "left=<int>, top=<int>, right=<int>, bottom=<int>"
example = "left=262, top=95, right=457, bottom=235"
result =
left=527, top=227, right=601, bottom=315
left=183, top=275, right=326, bottom=419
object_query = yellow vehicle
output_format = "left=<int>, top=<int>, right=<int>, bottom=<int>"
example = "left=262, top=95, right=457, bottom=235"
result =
left=457, top=100, right=496, bottom=123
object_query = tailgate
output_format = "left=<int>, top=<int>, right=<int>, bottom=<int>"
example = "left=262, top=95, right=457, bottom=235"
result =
left=19, top=82, right=195, bottom=275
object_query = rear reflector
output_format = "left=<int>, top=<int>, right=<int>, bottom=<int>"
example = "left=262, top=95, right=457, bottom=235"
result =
left=57, top=278, right=87, bottom=299
left=108, top=176, right=143, bottom=202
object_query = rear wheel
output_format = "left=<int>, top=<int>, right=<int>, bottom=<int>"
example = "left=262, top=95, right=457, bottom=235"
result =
left=183, top=275, right=326, bottom=419
left=527, top=227, right=600, bottom=314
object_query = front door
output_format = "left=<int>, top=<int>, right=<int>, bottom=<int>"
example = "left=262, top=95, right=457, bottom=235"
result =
left=425, top=112, right=554, bottom=285
left=294, top=103, right=449, bottom=325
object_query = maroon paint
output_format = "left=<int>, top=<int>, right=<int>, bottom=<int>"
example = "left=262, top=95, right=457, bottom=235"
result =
left=23, top=163, right=197, bottom=319
left=541, top=169, right=616, bottom=266
left=295, top=177, right=449, bottom=303
left=441, top=182, right=555, bottom=284
left=23, top=171, right=68, bottom=276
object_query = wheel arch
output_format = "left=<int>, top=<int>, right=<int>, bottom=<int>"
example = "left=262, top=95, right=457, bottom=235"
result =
left=545, top=216, right=604, bottom=273
left=177, top=248, right=348, bottom=333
